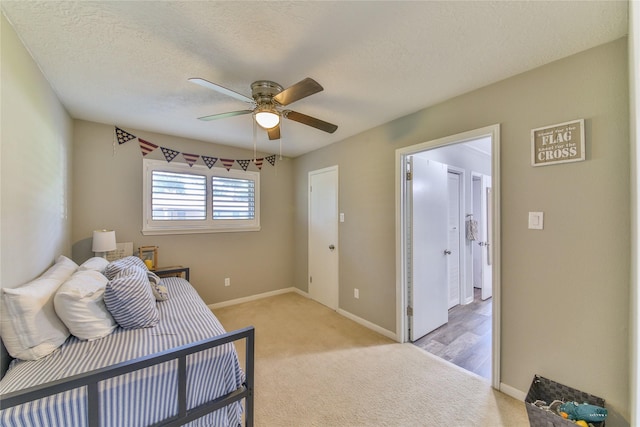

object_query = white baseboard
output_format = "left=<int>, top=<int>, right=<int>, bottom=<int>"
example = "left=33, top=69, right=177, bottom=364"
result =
left=336, top=308, right=397, bottom=340
left=499, top=382, right=526, bottom=401
left=290, top=287, right=308, bottom=298
left=208, top=287, right=298, bottom=309
left=210, top=287, right=397, bottom=341
left=286, top=289, right=397, bottom=340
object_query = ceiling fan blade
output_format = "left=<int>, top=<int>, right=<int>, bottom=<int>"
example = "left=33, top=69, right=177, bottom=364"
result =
left=267, top=125, right=281, bottom=140
left=189, top=78, right=254, bottom=104
left=273, top=78, right=323, bottom=106
left=197, top=110, right=253, bottom=121
left=285, top=110, right=338, bottom=134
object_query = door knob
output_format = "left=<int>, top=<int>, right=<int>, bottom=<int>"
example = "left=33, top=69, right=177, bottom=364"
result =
left=444, top=250, right=452, bottom=255
left=329, top=244, right=335, bottom=251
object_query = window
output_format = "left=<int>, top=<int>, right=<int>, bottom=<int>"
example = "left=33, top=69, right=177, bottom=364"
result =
left=211, top=176, right=255, bottom=220
left=143, top=159, right=260, bottom=235
left=151, top=171, right=207, bottom=220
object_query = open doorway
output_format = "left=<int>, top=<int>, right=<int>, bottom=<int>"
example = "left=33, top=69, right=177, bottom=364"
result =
left=395, top=124, right=501, bottom=387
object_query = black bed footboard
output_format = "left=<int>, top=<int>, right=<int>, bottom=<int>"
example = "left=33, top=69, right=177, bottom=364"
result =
left=0, top=326, right=255, bottom=427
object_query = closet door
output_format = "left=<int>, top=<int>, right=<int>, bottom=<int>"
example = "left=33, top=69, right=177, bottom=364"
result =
left=308, top=166, right=339, bottom=310
left=447, top=171, right=461, bottom=309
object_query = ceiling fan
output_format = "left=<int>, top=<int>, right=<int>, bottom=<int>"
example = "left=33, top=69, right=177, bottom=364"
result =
left=189, top=77, right=338, bottom=140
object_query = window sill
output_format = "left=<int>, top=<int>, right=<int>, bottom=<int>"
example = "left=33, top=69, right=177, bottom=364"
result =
left=141, top=226, right=261, bottom=236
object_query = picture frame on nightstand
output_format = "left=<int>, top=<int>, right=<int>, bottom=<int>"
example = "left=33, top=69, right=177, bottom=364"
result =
left=138, top=245, right=158, bottom=270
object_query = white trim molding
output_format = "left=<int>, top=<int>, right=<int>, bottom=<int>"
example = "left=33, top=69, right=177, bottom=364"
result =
left=499, top=382, right=527, bottom=402
left=208, top=287, right=297, bottom=310
left=336, top=309, right=397, bottom=341
left=209, top=287, right=397, bottom=341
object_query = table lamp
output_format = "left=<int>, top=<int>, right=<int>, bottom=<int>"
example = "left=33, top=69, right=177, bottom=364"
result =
left=92, top=229, right=117, bottom=258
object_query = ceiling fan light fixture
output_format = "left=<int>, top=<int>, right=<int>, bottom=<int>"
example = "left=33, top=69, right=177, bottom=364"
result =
left=255, top=108, right=280, bottom=129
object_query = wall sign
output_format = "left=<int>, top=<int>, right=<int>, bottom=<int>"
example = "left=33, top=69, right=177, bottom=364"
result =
left=531, top=119, right=585, bottom=167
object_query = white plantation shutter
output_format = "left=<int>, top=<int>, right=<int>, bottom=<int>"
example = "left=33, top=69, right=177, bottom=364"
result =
left=152, top=171, right=206, bottom=220
left=143, top=159, right=260, bottom=235
left=212, top=177, right=255, bottom=220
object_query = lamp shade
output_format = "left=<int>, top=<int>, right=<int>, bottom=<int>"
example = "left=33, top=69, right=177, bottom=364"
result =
left=255, top=110, right=280, bottom=129
left=92, top=229, right=117, bottom=252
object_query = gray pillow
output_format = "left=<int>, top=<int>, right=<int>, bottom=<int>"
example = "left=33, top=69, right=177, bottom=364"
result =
left=104, top=267, right=158, bottom=329
left=104, top=256, right=148, bottom=281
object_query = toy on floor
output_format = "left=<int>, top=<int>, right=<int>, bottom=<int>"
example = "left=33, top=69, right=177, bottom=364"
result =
left=558, top=401, right=608, bottom=423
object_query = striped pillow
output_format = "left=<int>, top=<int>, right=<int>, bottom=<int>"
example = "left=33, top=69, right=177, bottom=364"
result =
left=104, top=267, right=158, bottom=329
left=103, top=256, right=148, bottom=281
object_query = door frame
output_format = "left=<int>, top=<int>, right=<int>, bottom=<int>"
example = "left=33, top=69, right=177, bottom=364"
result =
left=395, top=124, right=501, bottom=388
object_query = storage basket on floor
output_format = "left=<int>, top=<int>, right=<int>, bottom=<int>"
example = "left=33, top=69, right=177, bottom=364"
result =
left=525, top=375, right=605, bottom=427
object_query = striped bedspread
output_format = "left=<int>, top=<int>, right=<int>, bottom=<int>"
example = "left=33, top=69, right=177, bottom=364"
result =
left=0, top=277, right=244, bottom=426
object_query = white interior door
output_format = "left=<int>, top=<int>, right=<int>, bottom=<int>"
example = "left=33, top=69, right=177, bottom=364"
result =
left=409, top=157, right=448, bottom=341
left=447, top=171, right=461, bottom=309
left=309, top=166, right=339, bottom=310
left=472, top=177, right=482, bottom=288
left=481, top=175, right=493, bottom=300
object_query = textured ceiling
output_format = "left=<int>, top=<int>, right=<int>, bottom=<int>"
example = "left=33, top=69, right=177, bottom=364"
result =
left=1, top=1, right=628, bottom=157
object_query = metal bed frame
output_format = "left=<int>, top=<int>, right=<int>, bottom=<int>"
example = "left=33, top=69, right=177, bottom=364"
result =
left=0, top=326, right=255, bottom=427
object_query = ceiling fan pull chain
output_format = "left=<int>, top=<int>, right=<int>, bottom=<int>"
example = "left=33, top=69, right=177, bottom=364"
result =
left=252, top=116, right=257, bottom=161
left=279, top=119, right=283, bottom=160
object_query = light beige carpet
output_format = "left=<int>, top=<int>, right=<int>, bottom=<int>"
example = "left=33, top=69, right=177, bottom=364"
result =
left=214, top=292, right=529, bottom=427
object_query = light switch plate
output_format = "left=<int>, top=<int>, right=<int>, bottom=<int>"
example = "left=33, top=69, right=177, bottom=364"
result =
left=528, top=212, right=544, bottom=230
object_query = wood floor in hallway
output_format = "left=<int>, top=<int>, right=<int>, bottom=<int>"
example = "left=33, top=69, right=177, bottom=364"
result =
left=412, top=288, right=492, bottom=380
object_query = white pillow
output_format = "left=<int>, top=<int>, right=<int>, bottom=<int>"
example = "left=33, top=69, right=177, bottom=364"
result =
left=54, top=270, right=117, bottom=341
left=41, top=255, right=79, bottom=281
left=78, top=257, right=110, bottom=273
left=1, top=256, right=78, bottom=360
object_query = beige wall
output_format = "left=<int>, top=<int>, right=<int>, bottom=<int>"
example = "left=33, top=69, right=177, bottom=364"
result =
left=1, top=14, right=73, bottom=290
left=294, top=38, right=630, bottom=424
left=0, top=14, right=73, bottom=371
left=629, top=2, right=639, bottom=425
left=71, top=120, right=295, bottom=305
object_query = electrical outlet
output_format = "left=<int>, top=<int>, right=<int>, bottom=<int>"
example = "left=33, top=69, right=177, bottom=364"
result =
left=354, top=288, right=359, bottom=299
left=224, top=278, right=230, bottom=287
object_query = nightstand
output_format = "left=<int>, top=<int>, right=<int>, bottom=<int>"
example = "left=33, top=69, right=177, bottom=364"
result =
left=153, top=266, right=190, bottom=281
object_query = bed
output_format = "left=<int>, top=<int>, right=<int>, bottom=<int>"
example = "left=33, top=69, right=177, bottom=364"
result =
left=0, top=256, right=254, bottom=426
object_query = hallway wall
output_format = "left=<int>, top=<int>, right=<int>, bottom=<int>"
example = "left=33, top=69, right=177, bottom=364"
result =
left=293, top=39, right=630, bottom=424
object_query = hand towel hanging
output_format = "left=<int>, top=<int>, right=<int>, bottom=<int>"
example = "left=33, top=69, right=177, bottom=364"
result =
left=466, top=218, right=479, bottom=241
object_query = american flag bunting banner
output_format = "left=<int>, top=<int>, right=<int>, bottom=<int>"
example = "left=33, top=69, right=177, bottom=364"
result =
left=115, top=127, right=137, bottom=145
left=182, top=153, right=200, bottom=167
left=220, top=158, right=235, bottom=171
left=202, top=156, right=218, bottom=169
left=112, top=126, right=278, bottom=171
left=138, top=138, right=158, bottom=156
left=161, top=147, right=180, bottom=162
left=236, top=159, right=251, bottom=171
